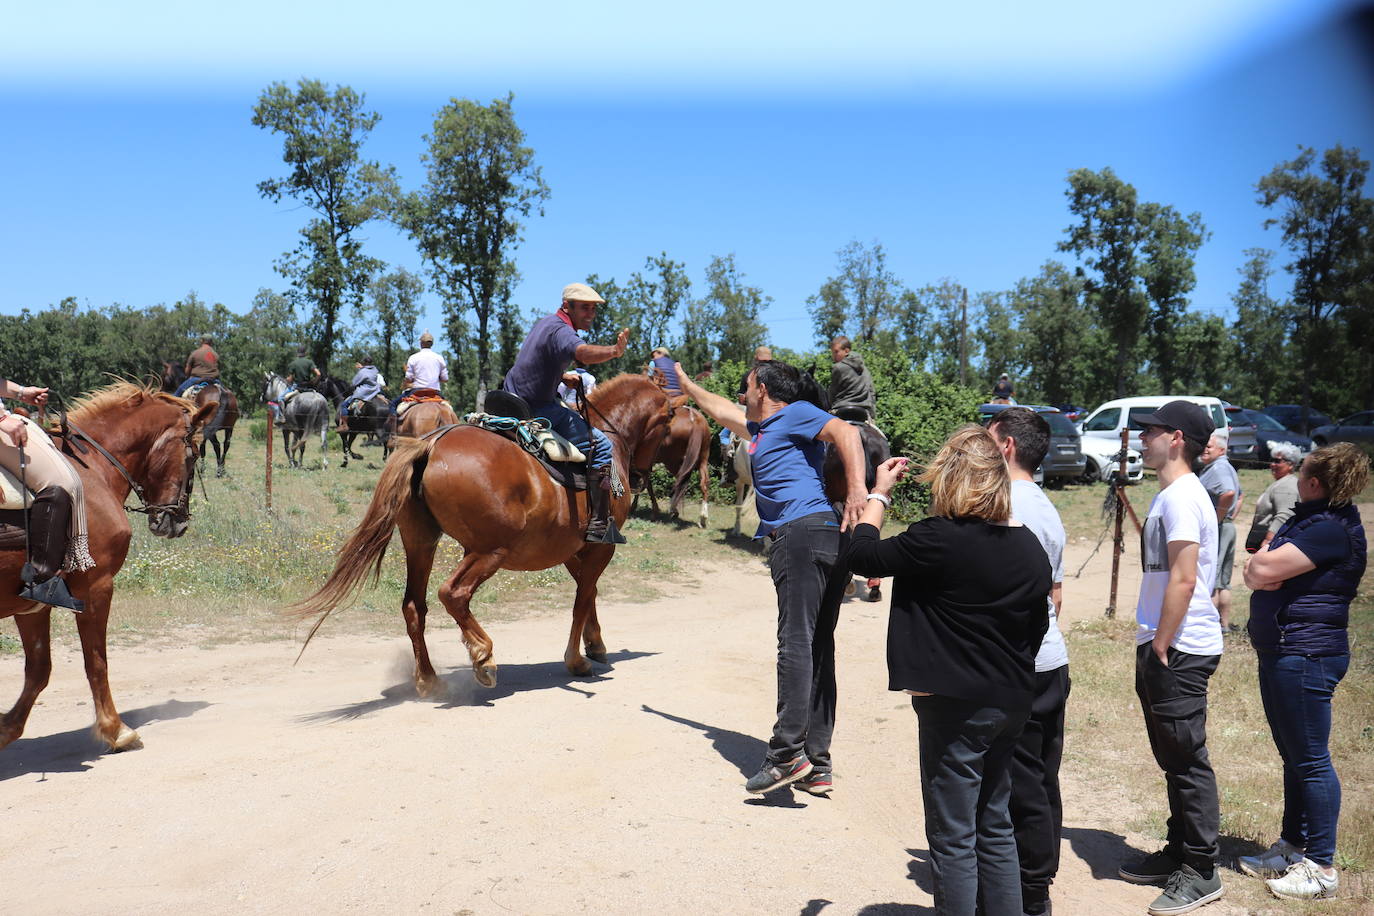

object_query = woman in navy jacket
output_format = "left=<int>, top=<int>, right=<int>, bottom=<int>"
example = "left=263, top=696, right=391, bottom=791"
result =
left=1241, top=442, right=1368, bottom=901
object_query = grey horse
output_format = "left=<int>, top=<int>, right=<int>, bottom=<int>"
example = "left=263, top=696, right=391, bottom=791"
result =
left=264, top=372, right=330, bottom=469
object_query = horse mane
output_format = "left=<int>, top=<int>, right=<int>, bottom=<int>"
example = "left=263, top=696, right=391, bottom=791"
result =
left=67, top=381, right=192, bottom=423
left=588, top=373, right=659, bottom=403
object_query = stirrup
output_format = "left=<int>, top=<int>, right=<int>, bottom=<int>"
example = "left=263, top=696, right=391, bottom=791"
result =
left=585, top=518, right=626, bottom=545
left=19, top=574, right=85, bottom=612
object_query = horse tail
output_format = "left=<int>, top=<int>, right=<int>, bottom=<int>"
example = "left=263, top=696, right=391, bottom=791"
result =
left=669, top=409, right=707, bottom=513
left=202, top=388, right=228, bottom=439
left=287, top=436, right=435, bottom=659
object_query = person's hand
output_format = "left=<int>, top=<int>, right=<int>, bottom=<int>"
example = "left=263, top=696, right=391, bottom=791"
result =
left=873, top=456, right=911, bottom=496
left=614, top=327, right=631, bottom=356
left=20, top=386, right=48, bottom=407
left=1152, top=638, right=1170, bottom=667
left=0, top=414, right=28, bottom=447
left=561, top=372, right=582, bottom=386
left=841, top=491, right=865, bottom=532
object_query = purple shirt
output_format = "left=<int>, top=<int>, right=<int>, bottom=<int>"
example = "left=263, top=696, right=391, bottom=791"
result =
left=746, top=400, right=834, bottom=537
left=503, top=313, right=584, bottom=404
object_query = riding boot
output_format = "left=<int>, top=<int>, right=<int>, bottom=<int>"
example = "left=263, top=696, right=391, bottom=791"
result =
left=584, top=466, right=626, bottom=545
left=19, top=487, right=84, bottom=612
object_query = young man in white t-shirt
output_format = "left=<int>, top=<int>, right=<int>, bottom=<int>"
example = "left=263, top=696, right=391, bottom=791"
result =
left=1118, top=401, right=1225, bottom=915
left=988, top=408, right=1069, bottom=916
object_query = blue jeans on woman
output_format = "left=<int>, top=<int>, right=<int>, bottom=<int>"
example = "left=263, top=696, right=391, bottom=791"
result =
left=1256, top=651, right=1349, bottom=867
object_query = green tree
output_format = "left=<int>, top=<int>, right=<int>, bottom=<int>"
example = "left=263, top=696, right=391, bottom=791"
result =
left=807, top=241, right=904, bottom=347
left=974, top=291, right=1017, bottom=392
left=252, top=79, right=396, bottom=368
left=698, top=254, right=770, bottom=368
left=590, top=255, right=689, bottom=377
left=363, top=268, right=424, bottom=384
left=915, top=279, right=971, bottom=384
left=1007, top=262, right=1102, bottom=407
left=1139, top=203, right=1209, bottom=394
left=1257, top=145, right=1374, bottom=419
left=400, top=94, right=549, bottom=410
left=1228, top=249, right=1291, bottom=407
left=1059, top=167, right=1149, bottom=398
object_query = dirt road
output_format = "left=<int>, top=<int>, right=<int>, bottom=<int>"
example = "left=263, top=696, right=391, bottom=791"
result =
left=1, top=539, right=1246, bottom=915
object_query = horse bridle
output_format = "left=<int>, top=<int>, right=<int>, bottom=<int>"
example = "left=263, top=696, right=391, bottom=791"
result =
left=57, top=405, right=201, bottom=528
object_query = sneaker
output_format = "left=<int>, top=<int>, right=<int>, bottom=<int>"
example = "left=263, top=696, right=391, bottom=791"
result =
left=794, top=770, right=832, bottom=796
left=1119, top=849, right=1181, bottom=885
left=1238, top=838, right=1305, bottom=879
left=1147, top=864, right=1224, bottom=915
left=1267, top=859, right=1338, bottom=900
left=744, top=755, right=813, bottom=794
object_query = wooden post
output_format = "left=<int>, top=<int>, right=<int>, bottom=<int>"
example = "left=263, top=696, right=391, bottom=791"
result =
left=265, top=409, right=273, bottom=511
left=1105, top=426, right=1130, bottom=618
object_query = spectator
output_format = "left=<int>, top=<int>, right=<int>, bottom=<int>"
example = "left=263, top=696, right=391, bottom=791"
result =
left=1246, top=443, right=1302, bottom=554
left=1240, top=442, right=1368, bottom=901
left=992, top=373, right=1015, bottom=404
left=558, top=365, right=596, bottom=410
left=1199, top=430, right=1242, bottom=631
left=646, top=347, right=683, bottom=395
left=847, top=426, right=1051, bottom=916
left=988, top=408, right=1070, bottom=916
left=736, top=346, right=772, bottom=403
left=1117, top=401, right=1224, bottom=915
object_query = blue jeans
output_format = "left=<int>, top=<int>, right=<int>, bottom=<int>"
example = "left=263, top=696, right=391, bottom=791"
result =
left=912, top=695, right=1027, bottom=916
left=530, top=400, right=612, bottom=467
left=174, top=377, right=211, bottom=397
left=1257, top=651, right=1349, bottom=867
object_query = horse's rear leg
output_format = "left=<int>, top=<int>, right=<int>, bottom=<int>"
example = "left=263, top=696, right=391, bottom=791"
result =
left=436, top=551, right=506, bottom=688
left=0, top=611, right=54, bottom=750
left=397, top=507, right=443, bottom=697
left=564, top=545, right=615, bottom=674
left=74, top=581, right=140, bottom=751
left=208, top=435, right=225, bottom=478
left=217, top=428, right=233, bottom=477
left=697, top=453, right=711, bottom=528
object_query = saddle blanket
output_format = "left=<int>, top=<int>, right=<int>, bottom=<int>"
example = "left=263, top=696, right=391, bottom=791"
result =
left=461, top=412, right=587, bottom=464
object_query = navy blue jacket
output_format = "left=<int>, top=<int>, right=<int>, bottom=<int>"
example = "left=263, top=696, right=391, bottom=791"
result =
left=1248, top=499, right=1366, bottom=656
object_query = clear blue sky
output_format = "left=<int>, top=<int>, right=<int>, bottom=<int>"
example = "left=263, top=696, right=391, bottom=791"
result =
left=3, top=1, right=1371, bottom=356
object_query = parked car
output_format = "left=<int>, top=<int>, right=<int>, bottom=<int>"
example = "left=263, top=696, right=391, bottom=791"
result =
left=1311, top=411, right=1374, bottom=457
left=977, top=403, right=1083, bottom=485
left=1079, top=395, right=1227, bottom=453
left=1079, top=435, right=1144, bottom=484
left=1222, top=405, right=1260, bottom=466
left=1239, top=408, right=1312, bottom=463
left=1263, top=404, right=1333, bottom=435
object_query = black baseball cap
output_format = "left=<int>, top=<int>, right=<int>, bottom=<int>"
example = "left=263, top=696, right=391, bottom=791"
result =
left=1135, top=400, right=1215, bottom=447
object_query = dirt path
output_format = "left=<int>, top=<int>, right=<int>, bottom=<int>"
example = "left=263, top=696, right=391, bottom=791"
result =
left=1, top=539, right=1246, bottom=915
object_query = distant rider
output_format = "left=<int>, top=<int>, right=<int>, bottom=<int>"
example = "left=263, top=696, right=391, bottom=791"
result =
left=502, top=282, right=630, bottom=544
left=646, top=347, right=683, bottom=396
left=828, top=336, right=877, bottom=425
left=390, top=331, right=448, bottom=412
left=338, top=355, right=382, bottom=429
left=174, top=336, right=219, bottom=397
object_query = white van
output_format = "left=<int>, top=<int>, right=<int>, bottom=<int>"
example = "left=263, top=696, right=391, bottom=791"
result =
left=1079, top=396, right=1227, bottom=453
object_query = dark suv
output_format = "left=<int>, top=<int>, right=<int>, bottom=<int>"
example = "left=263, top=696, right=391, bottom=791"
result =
left=977, top=404, right=1083, bottom=486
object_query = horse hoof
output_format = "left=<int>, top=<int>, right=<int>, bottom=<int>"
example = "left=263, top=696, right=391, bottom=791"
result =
left=844, top=580, right=857, bottom=598
left=566, top=658, right=593, bottom=677
left=415, top=675, right=443, bottom=699
left=866, top=586, right=883, bottom=603
left=109, top=724, right=143, bottom=752
left=473, top=663, right=498, bottom=688
left=215, top=468, right=226, bottom=478
left=587, top=648, right=608, bottom=664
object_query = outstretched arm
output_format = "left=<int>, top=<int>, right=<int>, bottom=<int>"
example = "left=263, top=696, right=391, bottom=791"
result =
left=574, top=328, right=631, bottom=366
left=675, top=363, right=748, bottom=438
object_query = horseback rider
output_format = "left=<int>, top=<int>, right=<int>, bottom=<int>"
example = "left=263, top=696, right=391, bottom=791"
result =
left=337, top=355, right=382, bottom=430
left=646, top=347, right=683, bottom=396
left=285, top=346, right=319, bottom=394
left=502, top=282, right=630, bottom=544
left=0, top=377, right=93, bottom=611
left=173, top=335, right=220, bottom=397
left=390, top=331, right=448, bottom=412
left=827, top=336, right=876, bottom=422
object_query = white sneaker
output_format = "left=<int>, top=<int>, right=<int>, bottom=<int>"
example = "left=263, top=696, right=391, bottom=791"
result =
left=1266, top=859, right=1338, bottom=900
left=1238, top=838, right=1304, bottom=878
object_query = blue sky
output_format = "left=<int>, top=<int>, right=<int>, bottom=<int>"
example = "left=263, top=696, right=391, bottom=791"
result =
left=3, top=1, right=1372, bottom=357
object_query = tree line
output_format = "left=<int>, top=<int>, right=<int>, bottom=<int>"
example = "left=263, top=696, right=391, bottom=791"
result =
left=5, top=74, right=1370, bottom=425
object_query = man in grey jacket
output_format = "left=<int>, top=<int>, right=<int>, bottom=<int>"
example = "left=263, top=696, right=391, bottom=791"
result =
left=828, top=336, right=876, bottom=423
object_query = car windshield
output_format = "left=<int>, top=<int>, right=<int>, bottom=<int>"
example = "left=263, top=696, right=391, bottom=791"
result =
left=1041, top=412, right=1077, bottom=436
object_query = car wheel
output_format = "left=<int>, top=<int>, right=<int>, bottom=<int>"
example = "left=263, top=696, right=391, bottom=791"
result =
left=1312, top=437, right=1327, bottom=447
left=1080, top=458, right=1100, bottom=484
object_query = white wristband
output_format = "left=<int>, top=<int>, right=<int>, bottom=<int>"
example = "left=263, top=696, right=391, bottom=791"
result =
left=865, top=493, right=891, bottom=507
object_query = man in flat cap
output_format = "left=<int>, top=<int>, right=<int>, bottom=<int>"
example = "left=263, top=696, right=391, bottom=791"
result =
left=503, top=283, right=631, bottom=543
left=1118, top=400, right=1225, bottom=914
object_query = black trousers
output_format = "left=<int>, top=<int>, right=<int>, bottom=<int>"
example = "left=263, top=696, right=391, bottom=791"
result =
left=1134, top=643, right=1221, bottom=872
left=1009, top=665, right=1071, bottom=908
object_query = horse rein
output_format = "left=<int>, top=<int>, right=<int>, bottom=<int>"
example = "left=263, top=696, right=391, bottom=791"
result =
left=52, top=395, right=201, bottom=526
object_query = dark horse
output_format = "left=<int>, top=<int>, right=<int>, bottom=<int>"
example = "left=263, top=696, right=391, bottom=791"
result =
left=642, top=401, right=712, bottom=528
left=338, top=396, right=396, bottom=467
left=160, top=361, right=238, bottom=477
left=0, top=383, right=216, bottom=751
left=824, top=419, right=891, bottom=600
left=291, top=375, right=673, bottom=691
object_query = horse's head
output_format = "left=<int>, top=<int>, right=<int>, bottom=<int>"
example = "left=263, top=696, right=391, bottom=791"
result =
left=143, top=397, right=216, bottom=538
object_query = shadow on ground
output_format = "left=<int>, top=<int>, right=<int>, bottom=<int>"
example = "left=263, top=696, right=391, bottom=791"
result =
left=298, top=650, right=657, bottom=725
left=0, top=698, right=212, bottom=781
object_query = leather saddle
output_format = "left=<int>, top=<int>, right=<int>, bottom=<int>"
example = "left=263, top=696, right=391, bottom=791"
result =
left=469, top=391, right=588, bottom=491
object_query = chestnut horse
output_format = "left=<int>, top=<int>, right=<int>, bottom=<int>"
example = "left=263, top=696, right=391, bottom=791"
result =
left=292, top=375, right=672, bottom=691
left=0, top=383, right=216, bottom=751
left=396, top=397, right=459, bottom=439
left=160, top=362, right=239, bottom=477
left=643, top=403, right=711, bottom=527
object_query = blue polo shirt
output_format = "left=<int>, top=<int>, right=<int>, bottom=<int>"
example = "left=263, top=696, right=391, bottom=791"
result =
left=747, top=400, right=835, bottom=537
left=503, top=312, right=584, bottom=404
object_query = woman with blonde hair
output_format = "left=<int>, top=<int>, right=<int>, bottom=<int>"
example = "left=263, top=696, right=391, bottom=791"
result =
left=1241, top=442, right=1368, bottom=901
left=847, top=424, right=1051, bottom=916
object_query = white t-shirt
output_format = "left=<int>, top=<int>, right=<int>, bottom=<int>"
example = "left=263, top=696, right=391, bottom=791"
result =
left=404, top=348, right=449, bottom=391
left=1135, top=473, right=1222, bottom=655
left=1011, top=480, right=1069, bottom=672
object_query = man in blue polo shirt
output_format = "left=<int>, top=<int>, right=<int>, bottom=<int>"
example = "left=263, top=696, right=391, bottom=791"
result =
left=503, top=282, right=630, bottom=543
left=677, top=359, right=865, bottom=796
